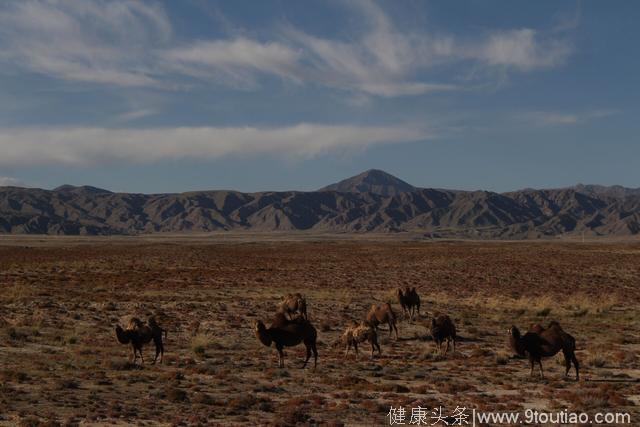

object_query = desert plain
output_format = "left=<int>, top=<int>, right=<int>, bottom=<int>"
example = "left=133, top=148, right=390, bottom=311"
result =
left=0, top=235, right=639, bottom=426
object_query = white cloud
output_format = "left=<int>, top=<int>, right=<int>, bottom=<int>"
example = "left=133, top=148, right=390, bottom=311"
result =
left=163, top=38, right=302, bottom=88
left=0, top=176, right=25, bottom=187
left=0, top=1, right=574, bottom=97
left=116, top=109, right=159, bottom=122
left=519, top=110, right=618, bottom=126
left=0, top=124, right=431, bottom=166
left=0, top=0, right=170, bottom=86
left=476, top=29, right=571, bottom=70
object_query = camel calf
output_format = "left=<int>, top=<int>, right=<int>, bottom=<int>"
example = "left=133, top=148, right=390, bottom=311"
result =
left=341, top=321, right=381, bottom=360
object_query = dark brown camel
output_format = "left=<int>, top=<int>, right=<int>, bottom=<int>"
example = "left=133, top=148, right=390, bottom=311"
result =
left=430, top=314, right=456, bottom=354
left=253, top=314, right=317, bottom=369
left=115, top=316, right=167, bottom=365
left=396, top=287, right=421, bottom=320
left=365, top=303, right=398, bottom=340
left=509, top=321, right=579, bottom=380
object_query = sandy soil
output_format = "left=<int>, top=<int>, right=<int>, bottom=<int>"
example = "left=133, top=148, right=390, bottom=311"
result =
left=0, top=238, right=639, bottom=426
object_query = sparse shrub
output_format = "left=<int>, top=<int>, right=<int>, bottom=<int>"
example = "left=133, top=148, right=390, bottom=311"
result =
left=572, top=308, right=589, bottom=317
left=164, top=385, right=188, bottom=402
left=258, top=400, right=274, bottom=412
left=1, top=370, right=29, bottom=383
left=320, top=322, right=332, bottom=332
left=6, top=327, right=27, bottom=341
left=190, top=333, right=215, bottom=357
left=536, top=307, right=551, bottom=317
left=588, top=355, right=606, bottom=368
left=18, top=416, right=41, bottom=427
left=105, top=360, right=139, bottom=371
left=56, top=379, right=79, bottom=390
left=495, top=355, right=509, bottom=365
left=191, top=392, right=214, bottom=405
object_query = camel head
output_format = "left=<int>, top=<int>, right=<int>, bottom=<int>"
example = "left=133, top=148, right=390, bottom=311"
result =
left=115, top=325, right=131, bottom=344
left=508, top=326, right=526, bottom=356
left=253, top=320, right=272, bottom=347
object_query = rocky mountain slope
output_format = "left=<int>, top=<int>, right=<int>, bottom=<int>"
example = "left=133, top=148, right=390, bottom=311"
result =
left=1, top=171, right=639, bottom=238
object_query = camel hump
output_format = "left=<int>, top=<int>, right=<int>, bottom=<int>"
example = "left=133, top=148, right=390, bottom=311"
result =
left=547, top=320, right=562, bottom=330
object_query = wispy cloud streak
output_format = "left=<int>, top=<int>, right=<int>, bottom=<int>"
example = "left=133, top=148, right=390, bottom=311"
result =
left=0, top=124, right=431, bottom=166
left=0, top=1, right=574, bottom=96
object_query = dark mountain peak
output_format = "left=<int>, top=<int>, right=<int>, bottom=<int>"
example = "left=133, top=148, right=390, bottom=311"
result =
left=53, top=184, right=112, bottom=194
left=319, top=169, right=417, bottom=196
left=573, top=183, right=640, bottom=198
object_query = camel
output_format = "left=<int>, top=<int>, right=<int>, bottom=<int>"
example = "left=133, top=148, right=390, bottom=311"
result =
left=340, top=321, right=381, bottom=360
left=278, top=293, right=308, bottom=320
left=396, top=287, right=421, bottom=320
left=365, top=303, right=398, bottom=340
left=430, top=314, right=456, bottom=355
left=509, top=321, right=579, bottom=380
left=115, top=316, right=167, bottom=365
left=253, top=314, right=317, bottom=369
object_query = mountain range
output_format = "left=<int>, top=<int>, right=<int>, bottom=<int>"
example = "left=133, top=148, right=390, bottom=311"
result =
left=1, top=169, right=639, bottom=238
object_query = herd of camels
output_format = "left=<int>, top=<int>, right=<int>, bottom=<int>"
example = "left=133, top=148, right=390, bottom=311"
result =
left=115, top=287, right=579, bottom=380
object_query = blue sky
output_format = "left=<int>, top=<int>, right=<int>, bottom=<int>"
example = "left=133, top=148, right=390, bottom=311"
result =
left=0, top=0, right=638, bottom=193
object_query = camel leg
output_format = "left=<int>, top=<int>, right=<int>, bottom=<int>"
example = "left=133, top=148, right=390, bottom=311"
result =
left=313, top=343, right=318, bottom=370
left=353, top=342, right=358, bottom=360
left=130, top=345, right=136, bottom=363
left=392, top=321, right=398, bottom=340
left=303, top=344, right=312, bottom=368
left=530, top=359, right=535, bottom=377
left=276, top=345, right=285, bottom=368
left=563, top=349, right=572, bottom=377
left=139, top=347, right=144, bottom=365
left=571, top=353, right=580, bottom=381
left=538, top=360, right=544, bottom=379
left=452, top=338, right=456, bottom=354
left=345, top=341, right=351, bottom=358
left=444, top=339, right=450, bottom=355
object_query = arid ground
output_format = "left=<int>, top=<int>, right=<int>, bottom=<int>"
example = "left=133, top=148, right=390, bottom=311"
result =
left=1, top=236, right=639, bottom=426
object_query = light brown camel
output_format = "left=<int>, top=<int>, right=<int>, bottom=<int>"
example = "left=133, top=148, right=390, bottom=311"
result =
left=340, top=321, right=381, bottom=360
left=278, top=293, right=308, bottom=320
left=365, top=303, right=398, bottom=340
